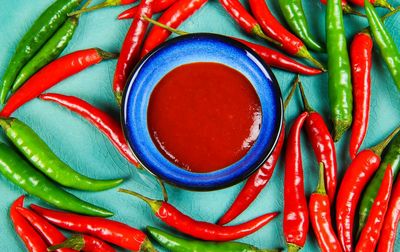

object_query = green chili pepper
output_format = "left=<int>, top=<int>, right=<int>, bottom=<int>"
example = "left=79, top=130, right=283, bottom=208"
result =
left=326, top=0, right=353, bottom=141
left=278, top=0, right=324, bottom=52
left=0, top=117, right=123, bottom=191
left=147, top=226, right=280, bottom=252
left=0, top=142, right=113, bottom=217
left=0, top=0, right=82, bottom=103
left=12, top=17, right=78, bottom=92
left=365, top=0, right=400, bottom=90
left=357, top=132, right=400, bottom=235
left=11, top=0, right=93, bottom=92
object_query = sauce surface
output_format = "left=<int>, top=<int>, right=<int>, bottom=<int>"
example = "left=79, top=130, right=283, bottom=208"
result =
left=147, top=62, right=261, bottom=173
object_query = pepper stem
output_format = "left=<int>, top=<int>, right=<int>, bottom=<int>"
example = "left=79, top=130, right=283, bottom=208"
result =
left=74, top=0, right=93, bottom=18
left=251, top=25, right=282, bottom=47
left=47, top=234, right=84, bottom=251
left=375, top=0, right=395, bottom=11
left=283, top=76, right=299, bottom=110
left=259, top=249, right=282, bottom=252
left=315, top=163, right=326, bottom=195
left=0, top=117, right=12, bottom=129
left=118, top=188, right=163, bottom=213
left=158, top=179, right=168, bottom=202
left=298, top=81, right=315, bottom=112
left=69, top=0, right=121, bottom=16
left=287, top=243, right=301, bottom=252
left=381, top=6, right=400, bottom=21
left=370, top=126, right=400, bottom=156
left=95, top=48, right=119, bottom=60
left=142, top=16, right=189, bottom=35
left=342, top=4, right=366, bottom=17
left=296, top=47, right=326, bottom=71
left=140, top=238, right=157, bottom=252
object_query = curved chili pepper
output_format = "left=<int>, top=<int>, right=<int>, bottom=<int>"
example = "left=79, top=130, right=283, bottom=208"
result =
left=30, top=204, right=155, bottom=251
left=249, top=0, right=324, bottom=70
left=118, top=0, right=178, bottom=19
left=113, top=0, right=154, bottom=104
left=377, top=172, right=400, bottom=252
left=48, top=234, right=115, bottom=252
left=142, top=17, right=323, bottom=76
left=356, top=165, right=393, bottom=252
left=298, top=83, right=337, bottom=203
left=365, top=0, right=400, bottom=90
left=147, top=226, right=280, bottom=252
left=10, top=196, right=48, bottom=252
left=326, top=0, right=353, bottom=141
left=0, top=48, right=117, bottom=117
left=0, top=117, right=124, bottom=191
left=16, top=207, right=76, bottom=252
left=0, top=143, right=113, bottom=217
left=283, top=111, right=309, bottom=252
left=348, top=0, right=394, bottom=10
left=217, top=77, right=299, bottom=225
left=349, top=31, right=373, bottom=159
left=320, top=0, right=365, bottom=16
left=218, top=0, right=276, bottom=44
left=217, top=127, right=284, bottom=226
left=358, top=131, right=400, bottom=234
left=335, top=127, right=399, bottom=252
left=70, top=0, right=137, bottom=15
left=0, top=0, right=82, bottom=104
left=236, top=38, right=323, bottom=75
left=139, top=0, right=208, bottom=58
left=39, top=93, right=139, bottom=167
left=119, top=188, right=279, bottom=241
left=279, top=0, right=324, bottom=52
left=309, top=163, right=342, bottom=252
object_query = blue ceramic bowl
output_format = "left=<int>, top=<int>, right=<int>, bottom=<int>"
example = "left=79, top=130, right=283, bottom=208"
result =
left=122, top=33, right=283, bottom=191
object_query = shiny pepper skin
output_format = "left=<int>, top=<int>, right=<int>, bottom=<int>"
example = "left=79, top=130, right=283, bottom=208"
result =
left=283, top=112, right=309, bottom=251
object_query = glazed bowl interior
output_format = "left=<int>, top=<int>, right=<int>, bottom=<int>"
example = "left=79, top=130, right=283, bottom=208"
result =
left=122, top=33, right=283, bottom=191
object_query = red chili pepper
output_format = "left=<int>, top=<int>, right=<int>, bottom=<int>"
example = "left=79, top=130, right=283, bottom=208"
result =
left=349, top=31, right=373, bottom=159
left=113, top=0, right=154, bottom=105
left=335, top=127, right=399, bottom=252
left=348, top=0, right=394, bottom=9
left=283, top=111, right=309, bottom=252
left=319, top=0, right=365, bottom=16
left=48, top=234, right=115, bottom=252
left=39, top=93, right=139, bottom=167
left=217, top=127, right=284, bottom=225
left=0, top=48, right=117, bottom=117
left=16, top=207, right=76, bottom=252
left=9, top=196, right=48, bottom=252
left=139, top=0, right=208, bottom=58
left=119, top=188, right=279, bottom=241
left=249, top=0, right=324, bottom=69
left=309, top=163, right=342, bottom=252
left=217, top=78, right=299, bottom=225
left=30, top=204, right=155, bottom=251
left=118, top=0, right=178, bottom=19
left=235, top=38, right=323, bottom=75
left=377, top=171, right=400, bottom=252
left=218, top=0, right=276, bottom=44
left=356, top=165, right=393, bottom=252
left=298, top=83, right=337, bottom=203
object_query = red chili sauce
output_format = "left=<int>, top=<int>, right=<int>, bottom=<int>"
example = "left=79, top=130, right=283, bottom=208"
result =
left=147, top=62, right=262, bottom=173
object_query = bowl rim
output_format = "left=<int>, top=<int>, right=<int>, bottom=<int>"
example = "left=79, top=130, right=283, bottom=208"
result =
left=121, top=33, right=283, bottom=191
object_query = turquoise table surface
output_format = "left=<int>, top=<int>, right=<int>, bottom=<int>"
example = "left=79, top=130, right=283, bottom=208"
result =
left=1, top=0, right=400, bottom=251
